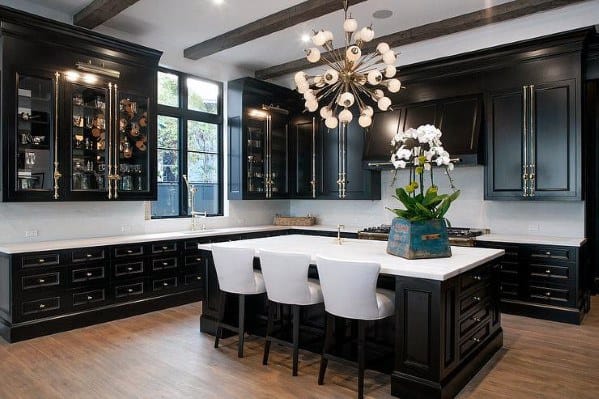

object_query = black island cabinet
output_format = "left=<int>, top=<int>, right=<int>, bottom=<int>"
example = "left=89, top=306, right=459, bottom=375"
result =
left=0, top=6, right=161, bottom=202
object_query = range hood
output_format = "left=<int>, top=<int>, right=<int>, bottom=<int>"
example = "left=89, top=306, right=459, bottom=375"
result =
left=363, top=94, right=483, bottom=169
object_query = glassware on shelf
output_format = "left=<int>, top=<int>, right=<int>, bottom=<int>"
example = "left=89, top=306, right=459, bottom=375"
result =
left=122, top=141, right=133, bottom=158
left=73, top=94, right=84, bottom=106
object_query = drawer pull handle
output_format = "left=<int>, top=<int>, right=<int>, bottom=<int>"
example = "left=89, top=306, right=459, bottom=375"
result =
left=38, top=259, right=45, bottom=263
left=472, top=296, right=481, bottom=302
left=86, top=253, right=93, bottom=258
left=472, top=316, right=482, bottom=322
left=128, top=288, right=133, bottom=293
left=545, top=291, right=551, bottom=297
left=127, top=250, right=133, bottom=254
left=545, top=251, right=551, bottom=256
left=196, top=258, right=202, bottom=262
left=86, top=272, right=93, bottom=277
left=545, top=269, right=551, bottom=275
left=162, top=262, right=168, bottom=266
left=39, top=303, right=46, bottom=309
left=473, top=275, right=482, bottom=281
left=87, top=296, right=93, bottom=300
left=162, top=246, right=168, bottom=250
left=163, top=282, right=169, bottom=286
left=196, top=276, right=202, bottom=280
left=472, top=337, right=481, bottom=343
left=127, top=267, right=133, bottom=271
left=39, top=279, right=45, bottom=283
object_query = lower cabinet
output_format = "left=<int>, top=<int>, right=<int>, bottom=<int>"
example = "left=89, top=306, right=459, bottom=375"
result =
left=475, top=240, right=590, bottom=324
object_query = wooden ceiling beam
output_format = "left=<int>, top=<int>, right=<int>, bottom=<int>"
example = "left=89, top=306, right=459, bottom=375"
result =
left=183, top=0, right=367, bottom=60
left=74, top=0, right=141, bottom=29
left=255, top=0, right=587, bottom=80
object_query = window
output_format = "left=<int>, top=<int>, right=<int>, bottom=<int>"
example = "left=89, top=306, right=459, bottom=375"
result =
left=152, top=69, right=223, bottom=218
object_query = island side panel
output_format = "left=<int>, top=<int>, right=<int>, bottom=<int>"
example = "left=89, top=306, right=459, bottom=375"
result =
left=392, top=258, right=503, bottom=399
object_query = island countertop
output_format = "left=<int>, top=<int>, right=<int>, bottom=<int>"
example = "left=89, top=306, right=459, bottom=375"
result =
left=198, top=234, right=505, bottom=281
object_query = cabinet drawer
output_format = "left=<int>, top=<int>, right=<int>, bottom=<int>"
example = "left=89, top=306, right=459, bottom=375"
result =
left=114, top=261, right=144, bottom=277
left=151, top=242, right=178, bottom=254
left=152, top=257, right=178, bottom=271
left=152, top=277, right=178, bottom=292
left=183, top=273, right=204, bottom=287
left=72, top=266, right=106, bottom=283
left=22, top=296, right=61, bottom=316
left=113, top=245, right=144, bottom=258
left=184, top=254, right=204, bottom=268
left=21, top=253, right=61, bottom=269
left=71, top=247, right=106, bottom=263
left=460, top=285, right=490, bottom=316
left=529, top=285, right=570, bottom=304
left=22, top=272, right=61, bottom=290
left=461, top=266, right=491, bottom=292
left=115, top=281, right=144, bottom=299
left=500, top=282, right=519, bottom=299
left=529, top=263, right=570, bottom=284
left=459, top=322, right=490, bottom=359
left=72, top=289, right=106, bottom=308
left=460, top=303, right=490, bottom=339
left=478, top=243, right=518, bottom=261
left=530, top=247, right=575, bottom=263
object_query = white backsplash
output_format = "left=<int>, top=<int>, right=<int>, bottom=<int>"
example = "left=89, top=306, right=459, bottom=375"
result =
left=290, top=166, right=585, bottom=238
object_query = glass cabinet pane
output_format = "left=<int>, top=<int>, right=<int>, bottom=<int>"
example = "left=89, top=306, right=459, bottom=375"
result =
left=16, top=75, right=54, bottom=192
left=117, top=93, right=150, bottom=193
left=246, top=115, right=266, bottom=194
left=70, top=84, right=109, bottom=192
left=270, top=113, right=288, bottom=195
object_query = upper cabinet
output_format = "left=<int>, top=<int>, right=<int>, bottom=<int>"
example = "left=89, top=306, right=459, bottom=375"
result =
left=484, top=53, right=581, bottom=201
left=0, top=7, right=161, bottom=202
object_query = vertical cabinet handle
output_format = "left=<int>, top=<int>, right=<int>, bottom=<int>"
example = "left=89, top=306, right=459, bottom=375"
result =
left=53, top=72, right=62, bottom=200
left=107, top=83, right=114, bottom=199
left=522, top=85, right=529, bottom=197
left=528, top=84, right=536, bottom=197
left=113, top=84, right=120, bottom=200
left=311, top=117, right=317, bottom=198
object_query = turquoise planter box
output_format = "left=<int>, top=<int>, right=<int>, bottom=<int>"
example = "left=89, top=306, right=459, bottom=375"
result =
left=386, top=218, right=452, bottom=259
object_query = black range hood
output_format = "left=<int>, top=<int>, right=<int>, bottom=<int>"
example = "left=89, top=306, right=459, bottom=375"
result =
left=363, top=94, right=483, bottom=169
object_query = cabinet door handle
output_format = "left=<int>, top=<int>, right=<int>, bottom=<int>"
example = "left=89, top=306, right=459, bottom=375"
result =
left=38, top=258, right=46, bottom=263
left=53, top=72, right=61, bottom=200
left=473, top=275, right=482, bottom=281
left=522, top=85, right=529, bottom=197
left=529, top=84, right=536, bottom=198
left=39, top=303, right=46, bottom=309
left=86, top=253, right=93, bottom=258
left=195, top=257, right=202, bottom=262
left=87, top=295, right=93, bottom=300
left=472, top=337, right=481, bottom=343
left=128, top=288, right=133, bottom=293
left=196, top=276, right=202, bottom=280
left=472, top=316, right=482, bottom=323
left=38, top=279, right=45, bottom=283
left=545, top=291, right=552, bottom=297
left=472, top=296, right=481, bottom=302
left=113, top=83, right=119, bottom=200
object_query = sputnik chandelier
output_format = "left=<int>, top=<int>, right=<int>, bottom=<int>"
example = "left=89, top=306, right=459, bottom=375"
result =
left=294, top=0, right=402, bottom=129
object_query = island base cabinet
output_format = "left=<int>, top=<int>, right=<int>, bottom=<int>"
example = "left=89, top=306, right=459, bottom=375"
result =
left=392, top=262, right=503, bottom=399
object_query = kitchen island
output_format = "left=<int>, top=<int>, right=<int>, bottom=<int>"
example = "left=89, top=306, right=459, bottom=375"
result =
left=198, top=235, right=505, bottom=399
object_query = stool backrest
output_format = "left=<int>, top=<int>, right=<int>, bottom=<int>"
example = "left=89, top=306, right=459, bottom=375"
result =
left=212, top=245, right=257, bottom=294
left=259, top=249, right=313, bottom=305
left=315, top=256, right=381, bottom=320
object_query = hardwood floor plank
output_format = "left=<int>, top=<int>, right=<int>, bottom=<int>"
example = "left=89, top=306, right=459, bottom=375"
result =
left=0, top=298, right=598, bottom=398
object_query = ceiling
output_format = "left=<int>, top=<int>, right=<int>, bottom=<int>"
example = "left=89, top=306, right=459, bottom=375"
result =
left=21, top=0, right=516, bottom=73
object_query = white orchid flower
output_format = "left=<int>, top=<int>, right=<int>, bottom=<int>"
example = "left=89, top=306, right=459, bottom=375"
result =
left=424, top=162, right=431, bottom=171
left=448, top=162, right=455, bottom=171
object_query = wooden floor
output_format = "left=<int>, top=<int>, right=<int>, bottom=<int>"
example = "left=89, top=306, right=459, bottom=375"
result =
left=1, top=298, right=599, bottom=399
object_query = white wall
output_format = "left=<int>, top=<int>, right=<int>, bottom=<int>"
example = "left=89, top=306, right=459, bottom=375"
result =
left=290, top=167, right=586, bottom=237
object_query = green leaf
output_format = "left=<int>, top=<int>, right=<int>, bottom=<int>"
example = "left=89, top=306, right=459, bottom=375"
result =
left=415, top=202, right=434, bottom=218
left=436, top=199, right=451, bottom=219
left=395, top=188, right=416, bottom=211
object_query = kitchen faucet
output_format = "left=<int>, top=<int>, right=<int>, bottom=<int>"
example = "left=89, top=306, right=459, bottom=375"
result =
left=183, top=175, right=208, bottom=231
left=336, top=224, right=345, bottom=245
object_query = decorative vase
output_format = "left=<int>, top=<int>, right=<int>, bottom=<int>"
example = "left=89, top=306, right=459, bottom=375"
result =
left=386, top=217, right=452, bottom=259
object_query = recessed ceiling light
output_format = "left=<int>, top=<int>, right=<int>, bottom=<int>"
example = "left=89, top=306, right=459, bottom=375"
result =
left=301, top=33, right=311, bottom=43
left=213, top=0, right=224, bottom=5
left=373, top=9, right=393, bottom=19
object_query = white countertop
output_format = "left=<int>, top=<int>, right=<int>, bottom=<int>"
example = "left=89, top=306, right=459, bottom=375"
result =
left=198, top=235, right=504, bottom=281
left=476, top=234, right=587, bottom=247
left=0, top=225, right=360, bottom=255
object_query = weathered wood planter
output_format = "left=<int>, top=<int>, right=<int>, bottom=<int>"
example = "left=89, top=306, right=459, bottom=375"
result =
left=387, top=218, right=452, bottom=259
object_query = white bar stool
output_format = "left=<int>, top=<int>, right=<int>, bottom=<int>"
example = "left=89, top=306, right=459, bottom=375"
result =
left=259, top=249, right=324, bottom=376
left=211, top=245, right=266, bottom=358
left=315, top=256, right=395, bottom=399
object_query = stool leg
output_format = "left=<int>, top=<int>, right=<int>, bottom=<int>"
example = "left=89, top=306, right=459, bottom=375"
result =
left=318, top=313, right=334, bottom=385
left=292, top=304, right=300, bottom=376
left=263, top=300, right=274, bottom=365
left=238, top=294, right=245, bottom=358
left=214, top=291, right=226, bottom=349
left=357, top=320, right=366, bottom=399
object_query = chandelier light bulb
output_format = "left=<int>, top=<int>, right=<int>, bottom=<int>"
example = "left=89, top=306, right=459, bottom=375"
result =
left=359, top=114, right=372, bottom=128
left=306, top=48, right=321, bottom=63
left=362, top=105, right=374, bottom=117
left=338, top=92, right=355, bottom=107
left=384, top=65, right=397, bottom=78
left=346, top=45, right=361, bottom=62
left=312, top=31, right=327, bottom=46
left=360, top=26, right=375, bottom=42
left=320, top=106, right=333, bottom=119
left=325, top=116, right=339, bottom=129
left=343, top=18, right=358, bottom=33
left=376, top=42, right=390, bottom=54
left=313, top=75, right=324, bottom=86
left=297, top=80, right=310, bottom=94
left=378, top=96, right=391, bottom=111
left=294, top=71, right=307, bottom=85
left=306, top=99, right=319, bottom=112
left=323, top=30, right=334, bottom=43
left=353, top=29, right=362, bottom=43
left=387, top=79, right=401, bottom=93
left=373, top=89, right=384, bottom=99
left=382, top=50, right=396, bottom=65
left=304, top=89, right=316, bottom=100
left=339, top=109, right=353, bottom=123
left=367, top=70, right=383, bottom=85
left=324, top=69, right=339, bottom=85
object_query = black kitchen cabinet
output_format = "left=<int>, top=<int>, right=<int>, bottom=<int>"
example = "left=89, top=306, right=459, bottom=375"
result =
left=484, top=53, right=582, bottom=200
left=0, top=6, right=161, bottom=202
left=476, top=240, right=589, bottom=324
left=290, top=115, right=318, bottom=198
left=228, top=77, right=297, bottom=200
left=318, top=116, right=381, bottom=200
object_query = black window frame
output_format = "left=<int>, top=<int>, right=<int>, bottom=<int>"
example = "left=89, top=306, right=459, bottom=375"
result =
left=153, top=67, right=224, bottom=219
